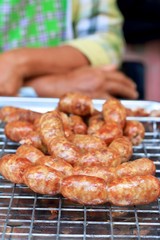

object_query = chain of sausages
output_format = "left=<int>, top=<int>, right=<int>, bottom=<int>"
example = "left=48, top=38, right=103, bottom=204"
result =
left=0, top=92, right=159, bottom=206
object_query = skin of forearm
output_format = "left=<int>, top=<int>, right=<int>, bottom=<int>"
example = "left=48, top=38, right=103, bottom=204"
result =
left=25, top=73, right=72, bottom=97
left=13, top=45, right=90, bottom=78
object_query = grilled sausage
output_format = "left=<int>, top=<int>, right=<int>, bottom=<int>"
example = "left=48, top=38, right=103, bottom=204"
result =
left=0, top=154, right=32, bottom=184
left=108, top=175, right=160, bottom=206
left=16, top=144, right=44, bottom=163
left=39, top=110, right=64, bottom=146
left=69, top=115, right=87, bottom=134
left=61, top=175, right=108, bottom=205
left=75, top=147, right=121, bottom=168
left=71, top=134, right=106, bottom=152
left=23, top=165, right=63, bottom=195
left=5, top=120, right=34, bottom=142
left=103, top=98, right=126, bottom=128
left=48, top=136, right=81, bottom=165
left=0, top=106, right=41, bottom=123
left=39, top=110, right=80, bottom=165
left=36, top=156, right=73, bottom=176
left=115, top=158, right=156, bottom=178
left=109, top=136, right=133, bottom=163
left=60, top=112, right=73, bottom=139
left=123, top=120, right=145, bottom=145
left=73, top=165, right=115, bottom=182
left=0, top=106, right=20, bottom=122
left=58, top=92, right=94, bottom=116
left=87, top=112, right=104, bottom=135
left=19, top=130, right=47, bottom=153
left=92, top=121, right=123, bottom=145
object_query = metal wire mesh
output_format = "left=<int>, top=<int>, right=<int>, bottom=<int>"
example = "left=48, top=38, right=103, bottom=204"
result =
left=0, top=117, right=160, bottom=240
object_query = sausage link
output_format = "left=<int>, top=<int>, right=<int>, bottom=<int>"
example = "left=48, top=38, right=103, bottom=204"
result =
left=0, top=154, right=32, bottom=184
left=60, top=112, right=73, bottom=139
left=48, top=136, right=81, bottom=165
left=36, top=156, right=73, bottom=176
left=16, top=144, right=44, bottom=163
left=19, top=130, right=47, bottom=153
left=108, top=175, right=160, bottom=206
left=23, top=165, right=63, bottom=195
left=71, top=134, right=106, bottom=152
left=103, top=98, right=126, bottom=128
left=87, top=112, right=104, bottom=135
left=109, top=136, right=133, bottom=163
left=5, top=120, right=34, bottom=142
left=76, top=148, right=121, bottom=168
left=124, top=120, right=145, bottom=145
left=61, top=175, right=108, bottom=205
left=73, top=165, right=115, bottom=182
left=0, top=106, right=41, bottom=123
left=73, top=158, right=156, bottom=182
left=58, top=92, right=94, bottom=116
left=92, top=121, right=123, bottom=145
left=69, top=115, right=87, bottom=134
left=39, top=110, right=64, bottom=146
left=115, top=158, right=156, bottom=178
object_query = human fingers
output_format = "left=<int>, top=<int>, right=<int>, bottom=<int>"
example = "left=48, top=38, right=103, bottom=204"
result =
left=104, top=82, right=139, bottom=99
left=100, top=64, right=117, bottom=71
left=103, top=71, right=137, bottom=89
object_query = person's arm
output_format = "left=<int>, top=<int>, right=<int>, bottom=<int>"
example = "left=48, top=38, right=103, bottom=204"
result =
left=65, top=0, right=124, bottom=67
left=10, top=45, right=90, bottom=78
left=25, top=66, right=138, bottom=99
left=0, top=45, right=90, bottom=96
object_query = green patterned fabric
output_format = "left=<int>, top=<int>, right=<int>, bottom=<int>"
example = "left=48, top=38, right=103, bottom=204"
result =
left=0, top=0, right=67, bottom=51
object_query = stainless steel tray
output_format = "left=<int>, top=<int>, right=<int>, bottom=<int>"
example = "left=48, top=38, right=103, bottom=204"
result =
left=0, top=97, right=160, bottom=240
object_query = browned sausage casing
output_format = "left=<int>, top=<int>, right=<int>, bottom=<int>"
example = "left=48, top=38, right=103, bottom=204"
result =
left=69, top=115, right=87, bottom=134
left=5, top=120, right=34, bottom=142
left=124, top=120, right=145, bottom=145
left=102, top=98, right=126, bottom=128
left=58, top=92, right=94, bottom=116
left=19, top=130, right=47, bottom=153
left=109, top=136, right=133, bottom=163
left=0, top=154, right=32, bottom=184
left=36, top=156, right=73, bottom=176
left=0, top=106, right=41, bottom=123
left=48, top=136, right=81, bottom=165
left=23, top=165, right=63, bottom=195
left=16, top=144, right=44, bottom=163
left=76, top=148, right=121, bottom=168
left=73, top=165, right=115, bottom=182
left=115, top=158, right=156, bottom=178
left=39, top=110, right=64, bottom=146
left=60, top=112, right=73, bottom=139
left=71, top=134, right=106, bottom=152
left=61, top=175, right=108, bottom=205
left=92, top=121, right=123, bottom=145
left=108, top=175, right=160, bottom=206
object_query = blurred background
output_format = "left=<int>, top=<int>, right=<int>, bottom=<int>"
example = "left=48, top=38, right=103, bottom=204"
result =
left=117, top=0, right=160, bottom=101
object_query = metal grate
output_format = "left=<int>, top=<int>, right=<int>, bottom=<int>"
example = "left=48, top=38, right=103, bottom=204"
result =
left=0, top=118, right=160, bottom=240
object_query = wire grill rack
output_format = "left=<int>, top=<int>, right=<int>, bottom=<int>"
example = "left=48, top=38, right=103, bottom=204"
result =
left=0, top=116, right=160, bottom=240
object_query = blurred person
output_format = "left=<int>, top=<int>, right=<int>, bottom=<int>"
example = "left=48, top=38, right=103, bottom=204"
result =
left=117, top=0, right=160, bottom=101
left=0, top=0, right=138, bottom=99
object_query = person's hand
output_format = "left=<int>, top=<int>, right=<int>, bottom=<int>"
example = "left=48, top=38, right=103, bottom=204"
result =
left=0, top=51, right=23, bottom=96
left=25, top=65, right=139, bottom=99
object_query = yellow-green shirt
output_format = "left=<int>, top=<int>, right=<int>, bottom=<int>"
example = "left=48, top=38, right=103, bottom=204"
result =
left=0, top=0, right=124, bottom=66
